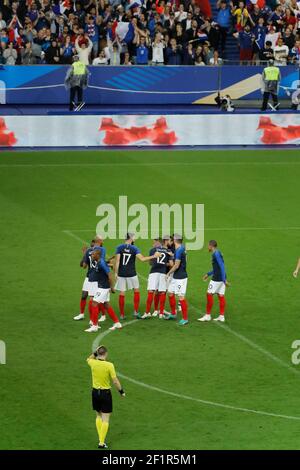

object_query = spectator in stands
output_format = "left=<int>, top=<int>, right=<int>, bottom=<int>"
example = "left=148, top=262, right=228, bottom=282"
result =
left=202, top=42, right=214, bottom=64
left=21, top=41, right=37, bottom=64
left=259, top=40, right=274, bottom=63
left=152, top=32, right=165, bottom=65
left=290, top=39, right=300, bottom=63
left=231, top=1, right=252, bottom=32
left=274, top=36, right=289, bottom=65
left=61, top=35, right=75, bottom=64
left=75, top=34, right=92, bottom=65
left=183, top=42, right=195, bottom=64
left=123, top=51, right=133, bottom=65
left=209, top=49, right=223, bottom=65
left=45, top=39, right=61, bottom=64
left=3, top=42, right=17, bottom=64
left=216, top=0, right=232, bottom=54
left=136, top=36, right=149, bottom=65
left=234, top=24, right=255, bottom=63
left=166, top=38, right=182, bottom=65
left=252, top=17, right=267, bottom=64
left=93, top=49, right=108, bottom=65
left=107, top=39, right=121, bottom=65
left=0, top=12, right=6, bottom=30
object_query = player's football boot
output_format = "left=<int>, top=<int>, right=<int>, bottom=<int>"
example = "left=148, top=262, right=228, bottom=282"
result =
left=73, top=313, right=85, bottom=320
left=98, top=315, right=106, bottom=323
left=141, top=313, right=151, bottom=319
left=178, top=319, right=189, bottom=326
left=84, top=324, right=99, bottom=333
left=98, top=443, right=108, bottom=449
left=214, top=315, right=225, bottom=322
left=133, top=311, right=140, bottom=318
left=152, top=310, right=159, bottom=317
left=109, top=322, right=122, bottom=331
left=164, top=313, right=177, bottom=320
left=159, top=314, right=164, bottom=319
left=198, top=314, right=211, bottom=322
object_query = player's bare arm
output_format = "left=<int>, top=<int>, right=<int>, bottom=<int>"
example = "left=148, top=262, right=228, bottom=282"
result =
left=167, top=259, right=181, bottom=278
left=136, top=252, right=161, bottom=262
left=293, top=258, right=300, bottom=278
left=108, top=272, right=116, bottom=293
left=114, top=253, right=120, bottom=277
left=203, top=273, right=209, bottom=281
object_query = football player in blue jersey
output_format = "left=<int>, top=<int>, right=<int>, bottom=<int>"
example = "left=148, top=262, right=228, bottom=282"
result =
left=142, top=236, right=173, bottom=319
left=85, top=247, right=122, bottom=333
left=165, top=234, right=189, bottom=326
left=114, top=233, right=161, bottom=318
left=199, top=240, right=230, bottom=323
left=74, top=239, right=95, bottom=321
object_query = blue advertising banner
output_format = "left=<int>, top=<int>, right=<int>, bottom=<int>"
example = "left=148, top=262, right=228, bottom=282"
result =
left=0, top=65, right=298, bottom=105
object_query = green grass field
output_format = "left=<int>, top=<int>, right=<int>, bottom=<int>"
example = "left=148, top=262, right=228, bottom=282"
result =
left=1, top=149, right=300, bottom=450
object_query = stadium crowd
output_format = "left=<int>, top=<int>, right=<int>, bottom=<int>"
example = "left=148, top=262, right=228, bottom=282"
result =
left=0, top=0, right=300, bottom=65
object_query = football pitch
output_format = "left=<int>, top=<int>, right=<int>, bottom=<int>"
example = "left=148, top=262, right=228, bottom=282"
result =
left=1, top=149, right=300, bottom=450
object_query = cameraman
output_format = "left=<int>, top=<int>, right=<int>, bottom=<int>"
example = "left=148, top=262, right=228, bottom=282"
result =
left=87, top=345, right=125, bottom=449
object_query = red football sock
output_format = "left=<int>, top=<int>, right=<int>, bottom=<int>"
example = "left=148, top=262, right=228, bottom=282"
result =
left=106, top=306, right=119, bottom=324
left=91, top=304, right=99, bottom=326
left=206, top=293, right=214, bottom=314
left=119, top=295, right=125, bottom=318
left=169, top=294, right=177, bottom=315
left=159, top=292, right=166, bottom=314
left=146, top=292, right=154, bottom=313
left=154, top=292, right=159, bottom=311
left=134, top=291, right=140, bottom=312
left=88, top=299, right=93, bottom=321
left=80, top=299, right=86, bottom=314
left=179, top=299, right=188, bottom=320
left=218, top=295, right=226, bottom=315
left=98, top=303, right=106, bottom=315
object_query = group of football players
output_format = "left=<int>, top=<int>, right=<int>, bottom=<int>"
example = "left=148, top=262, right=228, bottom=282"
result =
left=73, top=233, right=229, bottom=332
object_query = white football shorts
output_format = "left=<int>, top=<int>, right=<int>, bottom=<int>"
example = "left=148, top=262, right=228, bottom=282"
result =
left=93, top=288, right=110, bottom=304
left=82, top=277, right=90, bottom=292
left=207, top=280, right=226, bottom=296
left=168, top=278, right=188, bottom=296
left=115, top=275, right=139, bottom=291
left=147, top=272, right=167, bottom=292
left=88, top=281, right=98, bottom=297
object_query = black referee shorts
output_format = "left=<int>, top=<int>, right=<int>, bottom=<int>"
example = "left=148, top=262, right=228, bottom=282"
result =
left=92, top=388, right=113, bottom=413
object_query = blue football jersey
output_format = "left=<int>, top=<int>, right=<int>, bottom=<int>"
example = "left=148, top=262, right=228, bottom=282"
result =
left=116, top=243, right=141, bottom=277
left=173, top=245, right=187, bottom=279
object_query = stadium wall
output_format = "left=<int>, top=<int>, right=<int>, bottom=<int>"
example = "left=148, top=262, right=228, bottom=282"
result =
left=0, top=65, right=298, bottom=105
left=1, top=114, right=300, bottom=147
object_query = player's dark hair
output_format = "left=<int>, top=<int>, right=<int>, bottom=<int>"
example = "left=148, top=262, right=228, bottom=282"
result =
left=209, top=240, right=218, bottom=247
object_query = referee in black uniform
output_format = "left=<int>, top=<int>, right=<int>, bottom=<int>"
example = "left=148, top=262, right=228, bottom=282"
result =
left=87, top=345, right=125, bottom=449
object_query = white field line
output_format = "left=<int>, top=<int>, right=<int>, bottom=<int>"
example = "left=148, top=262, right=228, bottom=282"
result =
left=64, top=227, right=300, bottom=233
left=64, top=230, right=300, bottom=378
left=189, top=304, right=300, bottom=378
left=2, top=161, right=300, bottom=168
left=92, top=319, right=300, bottom=421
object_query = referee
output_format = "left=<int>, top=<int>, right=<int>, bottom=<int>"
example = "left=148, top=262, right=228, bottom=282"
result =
left=87, top=345, right=125, bottom=449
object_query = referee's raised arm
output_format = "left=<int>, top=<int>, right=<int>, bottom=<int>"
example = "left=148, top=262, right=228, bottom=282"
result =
left=86, top=345, right=125, bottom=449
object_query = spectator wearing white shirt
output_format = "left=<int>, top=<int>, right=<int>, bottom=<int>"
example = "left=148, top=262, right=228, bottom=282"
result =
left=209, top=50, right=223, bottom=65
left=152, top=32, right=165, bottom=65
left=3, top=42, right=17, bottom=65
left=175, top=4, right=188, bottom=22
left=274, top=36, right=289, bottom=65
left=75, top=35, right=93, bottom=65
left=92, top=50, right=108, bottom=65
